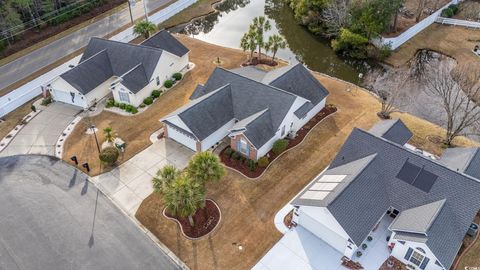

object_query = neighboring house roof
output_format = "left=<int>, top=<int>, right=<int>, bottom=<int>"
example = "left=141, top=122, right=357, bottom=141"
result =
left=292, top=120, right=480, bottom=269
left=60, top=50, right=113, bottom=95
left=174, top=65, right=329, bottom=148
left=120, top=64, right=150, bottom=94
left=369, top=119, right=413, bottom=145
left=141, top=30, right=190, bottom=57
left=441, top=147, right=480, bottom=179
left=62, top=30, right=186, bottom=95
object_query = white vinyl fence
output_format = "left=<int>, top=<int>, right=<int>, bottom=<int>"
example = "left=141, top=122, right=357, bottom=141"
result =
left=373, top=0, right=461, bottom=50
left=436, top=17, right=480, bottom=28
left=0, top=0, right=197, bottom=118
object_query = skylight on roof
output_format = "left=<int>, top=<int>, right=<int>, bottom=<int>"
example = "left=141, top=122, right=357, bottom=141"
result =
left=299, top=174, right=346, bottom=201
left=301, top=191, right=330, bottom=200
left=317, top=175, right=347, bottom=183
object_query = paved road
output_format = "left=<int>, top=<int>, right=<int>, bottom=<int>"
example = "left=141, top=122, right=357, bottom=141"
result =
left=0, top=155, right=181, bottom=270
left=0, top=103, right=80, bottom=157
left=0, top=0, right=171, bottom=92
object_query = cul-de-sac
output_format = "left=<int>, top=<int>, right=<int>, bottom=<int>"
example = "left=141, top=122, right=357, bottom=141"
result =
left=1, top=0, right=480, bottom=269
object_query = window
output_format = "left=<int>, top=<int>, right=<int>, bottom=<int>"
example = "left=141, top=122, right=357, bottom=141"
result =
left=409, top=251, right=425, bottom=266
left=237, top=138, right=249, bottom=156
left=118, top=91, right=130, bottom=103
left=281, top=125, right=286, bottom=136
left=156, top=76, right=160, bottom=86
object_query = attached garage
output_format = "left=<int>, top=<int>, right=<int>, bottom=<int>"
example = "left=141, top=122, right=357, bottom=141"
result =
left=50, top=89, right=87, bottom=108
left=166, top=125, right=198, bottom=151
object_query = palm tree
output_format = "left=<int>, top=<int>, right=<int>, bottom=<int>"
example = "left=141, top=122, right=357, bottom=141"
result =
left=251, top=16, right=271, bottom=60
left=163, top=174, right=205, bottom=227
left=103, top=126, right=116, bottom=143
left=267, top=34, right=287, bottom=62
left=152, top=165, right=178, bottom=193
left=240, top=25, right=258, bottom=61
left=187, top=152, right=225, bottom=188
left=133, top=20, right=157, bottom=39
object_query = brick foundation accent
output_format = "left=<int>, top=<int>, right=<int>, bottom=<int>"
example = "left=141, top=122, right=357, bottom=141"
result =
left=196, top=141, right=202, bottom=152
left=231, top=134, right=257, bottom=160
left=164, top=125, right=169, bottom=138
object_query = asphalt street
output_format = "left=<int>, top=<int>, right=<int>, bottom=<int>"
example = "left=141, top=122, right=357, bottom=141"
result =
left=0, top=0, right=171, bottom=92
left=0, top=155, right=180, bottom=270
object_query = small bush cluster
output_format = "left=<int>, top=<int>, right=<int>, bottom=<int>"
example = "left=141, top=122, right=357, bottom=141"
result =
left=224, top=147, right=259, bottom=171
left=41, top=97, right=52, bottom=106
left=99, top=146, right=119, bottom=165
left=441, top=4, right=459, bottom=18
left=143, top=97, right=153, bottom=105
left=173, top=72, right=183, bottom=80
left=108, top=98, right=138, bottom=114
left=164, top=80, right=173, bottom=88
left=258, top=156, right=269, bottom=167
left=272, top=139, right=289, bottom=155
left=361, top=243, right=368, bottom=250
left=151, top=90, right=161, bottom=98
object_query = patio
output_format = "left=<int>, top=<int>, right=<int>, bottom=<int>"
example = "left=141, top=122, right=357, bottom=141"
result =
left=253, top=214, right=394, bottom=270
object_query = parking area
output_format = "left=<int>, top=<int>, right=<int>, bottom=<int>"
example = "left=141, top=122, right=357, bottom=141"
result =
left=90, top=138, right=194, bottom=216
left=0, top=102, right=80, bottom=157
left=0, top=155, right=181, bottom=270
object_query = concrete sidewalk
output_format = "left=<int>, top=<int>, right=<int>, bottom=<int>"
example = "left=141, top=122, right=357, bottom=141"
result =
left=0, top=0, right=170, bottom=92
left=91, top=138, right=194, bottom=216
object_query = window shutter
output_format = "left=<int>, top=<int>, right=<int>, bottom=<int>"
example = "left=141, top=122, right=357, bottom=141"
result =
left=419, top=257, right=430, bottom=269
left=404, top=248, right=413, bottom=260
left=245, top=143, right=250, bottom=156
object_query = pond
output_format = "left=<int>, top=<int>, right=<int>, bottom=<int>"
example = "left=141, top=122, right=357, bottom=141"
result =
left=173, top=0, right=363, bottom=83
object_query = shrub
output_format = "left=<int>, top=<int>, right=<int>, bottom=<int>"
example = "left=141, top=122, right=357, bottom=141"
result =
left=99, top=146, right=119, bottom=165
left=173, top=72, right=182, bottom=80
left=449, top=4, right=459, bottom=14
left=441, top=8, right=454, bottom=18
left=114, top=102, right=120, bottom=107
left=258, top=156, right=269, bottom=167
left=139, top=104, right=146, bottom=108
left=119, top=103, right=126, bottom=109
left=151, top=90, right=161, bottom=98
left=367, top=236, right=373, bottom=241
left=41, top=97, right=52, bottom=106
left=131, top=107, right=138, bottom=114
left=31, top=105, right=36, bottom=112
left=125, top=105, right=135, bottom=113
left=361, top=243, right=368, bottom=250
left=356, top=251, right=362, bottom=257
left=272, top=139, right=289, bottom=155
left=331, top=28, right=369, bottom=59
left=232, top=151, right=241, bottom=160
left=224, top=148, right=234, bottom=157
left=164, top=80, right=173, bottom=88
left=143, top=97, right=153, bottom=105
left=247, top=159, right=257, bottom=171
left=240, top=156, right=247, bottom=163
left=106, top=99, right=115, bottom=108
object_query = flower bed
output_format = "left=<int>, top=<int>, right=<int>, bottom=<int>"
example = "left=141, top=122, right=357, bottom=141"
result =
left=220, top=105, right=337, bottom=178
left=163, top=199, right=221, bottom=239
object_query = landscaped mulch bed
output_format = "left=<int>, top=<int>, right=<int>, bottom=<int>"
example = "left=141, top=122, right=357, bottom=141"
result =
left=164, top=199, right=220, bottom=239
left=283, top=209, right=294, bottom=229
left=220, top=105, right=337, bottom=178
left=242, top=57, right=278, bottom=67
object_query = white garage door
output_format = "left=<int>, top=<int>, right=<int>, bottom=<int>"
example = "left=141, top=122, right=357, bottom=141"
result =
left=299, top=211, right=348, bottom=254
left=51, top=89, right=86, bottom=108
left=167, top=125, right=197, bottom=151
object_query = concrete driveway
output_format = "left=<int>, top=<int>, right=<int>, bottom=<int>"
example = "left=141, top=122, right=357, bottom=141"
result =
left=0, top=102, right=80, bottom=157
left=0, top=155, right=181, bottom=270
left=91, top=138, right=194, bottom=216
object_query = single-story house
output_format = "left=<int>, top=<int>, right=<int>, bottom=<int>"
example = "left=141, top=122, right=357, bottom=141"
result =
left=160, top=63, right=329, bottom=160
left=291, top=119, right=480, bottom=270
left=48, top=30, right=189, bottom=108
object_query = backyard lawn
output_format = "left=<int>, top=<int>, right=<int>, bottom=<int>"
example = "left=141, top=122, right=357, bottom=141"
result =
left=385, top=24, right=480, bottom=67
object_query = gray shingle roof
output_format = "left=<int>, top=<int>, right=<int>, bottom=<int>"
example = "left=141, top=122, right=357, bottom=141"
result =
left=293, top=123, right=480, bottom=269
left=441, top=148, right=480, bottom=180
left=141, top=30, right=189, bottom=57
left=60, top=50, right=113, bottom=95
left=243, top=109, right=275, bottom=148
left=120, top=64, right=150, bottom=94
left=269, top=63, right=329, bottom=106
left=390, top=199, right=446, bottom=234
left=178, top=68, right=297, bottom=144
left=294, top=101, right=314, bottom=118
left=369, top=119, right=413, bottom=145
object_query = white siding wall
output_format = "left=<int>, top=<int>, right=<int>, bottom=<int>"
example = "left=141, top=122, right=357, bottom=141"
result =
left=390, top=235, right=445, bottom=270
left=200, top=119, right=235, bottom=151
left=84, top=77, right=116, bottom=106
left=49, top=77, right=87, bottom=108
left=296, top=206, right=354, bottom=256
left=292, top=98, right=326, bottom=132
